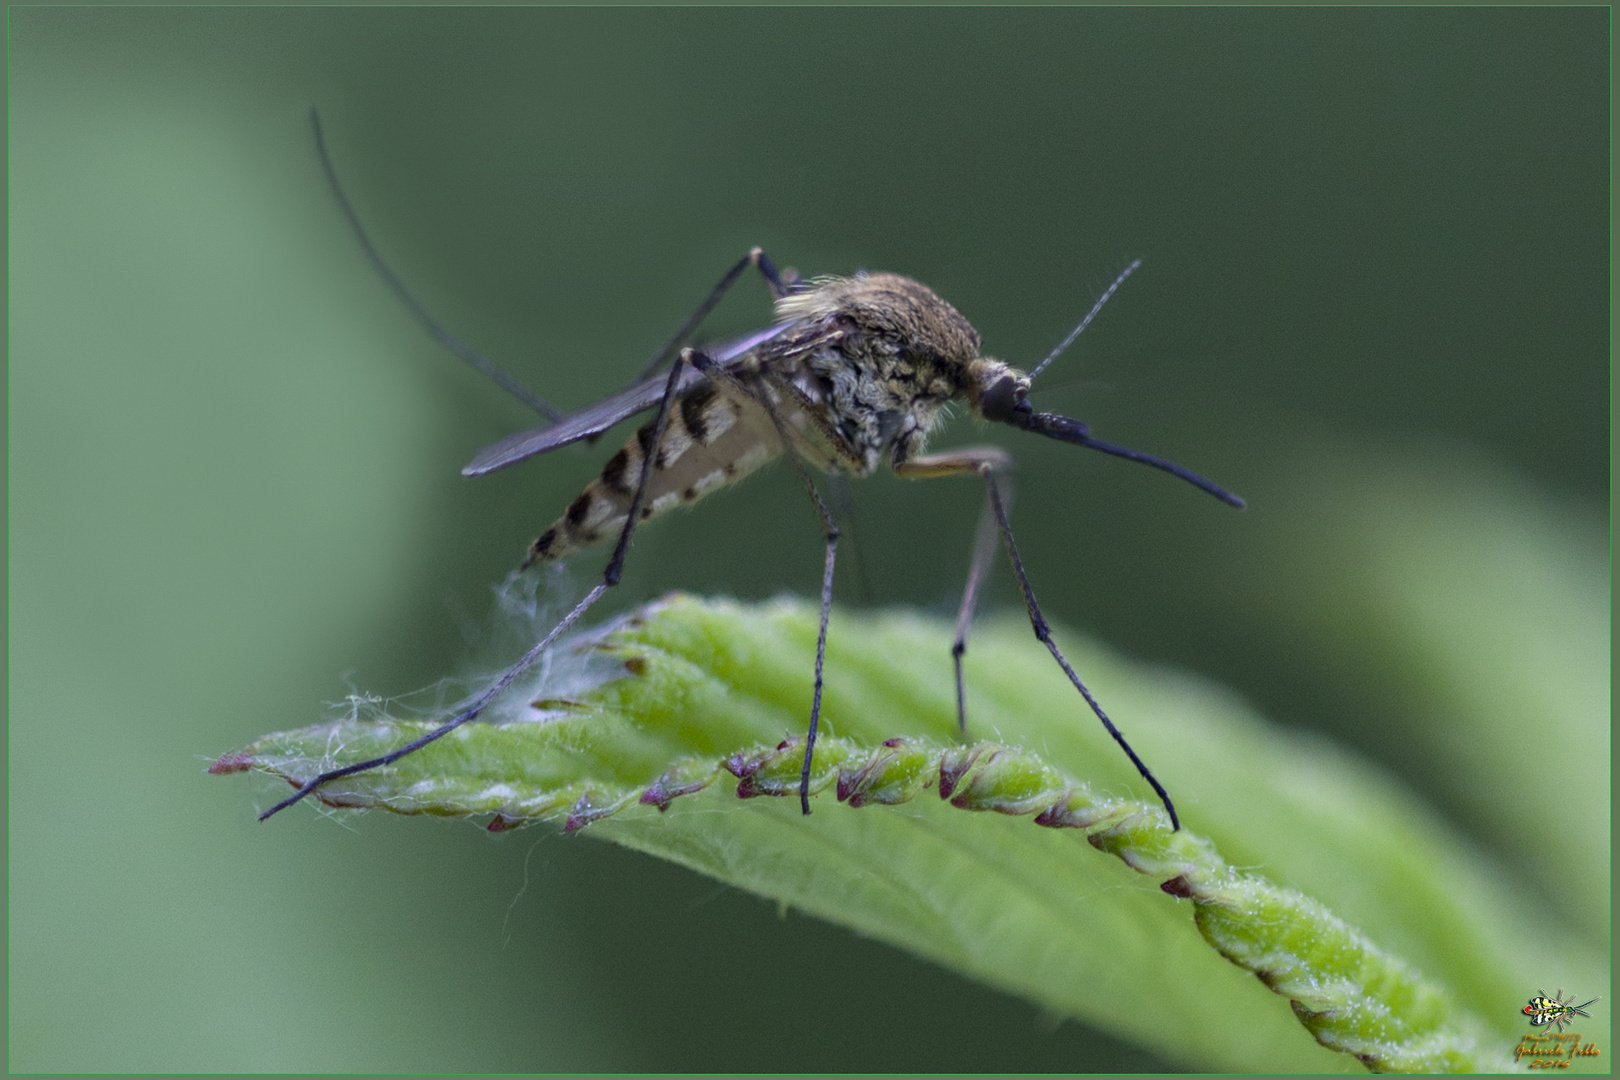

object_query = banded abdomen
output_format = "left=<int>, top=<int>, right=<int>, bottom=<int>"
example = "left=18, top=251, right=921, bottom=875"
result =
left=524, top=381, right=783, bottom=565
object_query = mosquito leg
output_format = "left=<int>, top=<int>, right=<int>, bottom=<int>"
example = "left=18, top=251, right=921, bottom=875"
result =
left=895, top=449, right=1179, bottom=829
left=316, top=109, right=788, bottom=417
left=824, top=472, right=874, bottom=605
left=259, top=345, right=696, bottom=821
left=803, top=520, right=839, bottom=816
left=950, top=494, right=1000, bottom=734
left=678, top=356, right=851, bottom=814
left=633, top=248, right=791, bottom=383
left=741, top=381, right=841, bottom=816
left=777, top=265, right=806, bottom=293
left=257, top=582, right=607, bottom=820
left=310, top=109, right=561, bottom=421
left=750, top=249, right=792, bottom=300
left=980, top=468, right=1180, bottom=831
left=893, top=450, right=1010, bottom=737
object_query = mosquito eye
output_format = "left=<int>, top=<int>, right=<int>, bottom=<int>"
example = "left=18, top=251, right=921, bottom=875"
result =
left=979, top=375, right=1019, bottom=422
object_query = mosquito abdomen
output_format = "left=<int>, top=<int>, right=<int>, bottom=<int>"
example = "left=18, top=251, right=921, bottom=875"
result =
left=525, top=382, right=782, bottom=565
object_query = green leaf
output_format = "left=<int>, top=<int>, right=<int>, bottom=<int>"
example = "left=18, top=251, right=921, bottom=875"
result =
left=216, top=594, right=1598, bottom=1071
left=1243, top=437, right=1610, bottom=943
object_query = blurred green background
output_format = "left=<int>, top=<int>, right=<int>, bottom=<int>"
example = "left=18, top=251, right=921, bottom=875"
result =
left=10, top=8, right=1607, bottom=1071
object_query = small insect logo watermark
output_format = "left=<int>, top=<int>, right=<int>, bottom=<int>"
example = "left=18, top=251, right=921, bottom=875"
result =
left=1525, top=990, right=1601, bottom=1033
left=1515, top=990, right=1602, bottom=1069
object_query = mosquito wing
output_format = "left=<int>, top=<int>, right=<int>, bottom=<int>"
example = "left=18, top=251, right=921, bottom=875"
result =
left=461, top=369, right=701, bottom=476
left=460, top=322, right=793, bottom=477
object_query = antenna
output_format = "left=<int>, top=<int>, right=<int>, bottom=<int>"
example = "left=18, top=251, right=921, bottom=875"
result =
left=1027, top=258, right=1141, bottom=383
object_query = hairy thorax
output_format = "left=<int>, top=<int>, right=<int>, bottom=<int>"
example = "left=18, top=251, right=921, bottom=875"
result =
left=768, top=272, right=983, bottom=475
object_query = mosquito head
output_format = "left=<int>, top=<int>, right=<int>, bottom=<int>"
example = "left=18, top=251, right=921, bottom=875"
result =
left=965, top=358, right=1032, bottom=423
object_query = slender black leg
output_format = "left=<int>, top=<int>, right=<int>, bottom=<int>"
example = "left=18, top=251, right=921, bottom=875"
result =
left=310, top=109, right=561, bottom=421
left=734, top=376, right=841, bottom=816
left=803, top=524, right=839, bottom=816
left=824, top=472, right=873, bottom=605
left=950, top=493, right=1000, bottom=734
left=633, top=248, right=791, bottom=383
left=891, top=449, right=1009, bottom=739
left=259, top=344, right=696, bottom=820
left=980, top=467, right=1180, bottom=831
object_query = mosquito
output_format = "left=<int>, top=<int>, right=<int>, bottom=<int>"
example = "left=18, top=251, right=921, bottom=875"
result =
left=261, top=111, right=1245, bottom=829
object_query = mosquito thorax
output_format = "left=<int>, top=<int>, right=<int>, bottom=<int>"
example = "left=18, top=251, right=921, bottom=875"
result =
left=767, top=272, right=996, bottom=474
left=774, top=272, right=983, bottom=367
